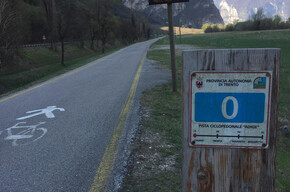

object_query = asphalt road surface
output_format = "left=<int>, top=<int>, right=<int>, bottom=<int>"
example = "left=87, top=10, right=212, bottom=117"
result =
left=0, top=39, right=170, bottom=192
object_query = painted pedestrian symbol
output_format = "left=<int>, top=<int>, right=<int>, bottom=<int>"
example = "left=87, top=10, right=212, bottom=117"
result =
left=4, top=122, right=47, bottom=146
left=17, top=106, right=65, bottom=120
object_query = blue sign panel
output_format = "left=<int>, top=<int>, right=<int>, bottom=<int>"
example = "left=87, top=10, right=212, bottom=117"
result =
left=195, top=93, right=265, bottom=123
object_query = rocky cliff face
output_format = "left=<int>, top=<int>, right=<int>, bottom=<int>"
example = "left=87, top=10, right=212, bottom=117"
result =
left=123, top=0, right=224, bottom=28
left=214, top=0, right=290, bottom=24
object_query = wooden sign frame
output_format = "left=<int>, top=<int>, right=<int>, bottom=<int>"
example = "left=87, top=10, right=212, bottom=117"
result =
left=182, top=49, right=280, bottom=192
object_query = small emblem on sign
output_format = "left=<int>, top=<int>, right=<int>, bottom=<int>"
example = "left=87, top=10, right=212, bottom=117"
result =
left=254, top=77, right=266, bottom=89
left=196, top=79, right=203, bottom=88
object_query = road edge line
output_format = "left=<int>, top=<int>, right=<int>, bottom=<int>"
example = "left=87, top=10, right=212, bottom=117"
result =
left=89, top=53, right=146, bottom=192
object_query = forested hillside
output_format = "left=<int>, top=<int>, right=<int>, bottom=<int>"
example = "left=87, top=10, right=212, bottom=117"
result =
left=123, top=0, right=224, bottom=28
left=0, top=0, right=152, bottom=68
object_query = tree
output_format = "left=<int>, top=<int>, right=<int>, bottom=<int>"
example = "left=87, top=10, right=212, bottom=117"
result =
left=286, top=17, right=290, bottom=29
left=217, top=24, right=224, bottom=31
left=0, top=0, right=19, bottom=70
left=54, top=0, right=75, bottom=66
left=260, top=18, right=273, bottom=30
left=70, top=1, right=88, bottom=48
left=85, top=0, right=100, bottom=50
left=252, top=8, right=265, bottom=30
left=225, top=24, right=234, bottom=31
left=211, top=24, right=220, bottom=32
left=97, top=0, right=120, bottom=53
left=204, top=25, right=213, bottom=33
left=42, top=0, right=57, bottom=50
left=88, top=15, right=99, bottom=49
left=201, top=23, right=210, bottom=32
left=120, top=19, right=136, bottom=44
left=99, top=13, right=119, bottom=53
left=252, top=8, right=265, bottom=21
left=273, top=15, right=282, bottom=29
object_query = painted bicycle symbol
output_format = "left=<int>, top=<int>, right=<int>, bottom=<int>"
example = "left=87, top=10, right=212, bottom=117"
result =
left=2, top=122, right=47, bottom=146
left=1, top=106, right=65, bottom=147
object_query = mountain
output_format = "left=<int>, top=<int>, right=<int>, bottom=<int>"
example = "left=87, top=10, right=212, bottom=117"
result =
left=123, top=0, right=224, bottom=28
left=214, top=0, right=290, bottom=24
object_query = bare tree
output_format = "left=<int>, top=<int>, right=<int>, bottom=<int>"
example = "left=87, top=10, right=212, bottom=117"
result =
left=98, top=0, right=120, bottom=53
left=85, top=0, right=100, bottom=50
left=55, top=0, right=75, bottom=66
left=88, top=16, right=99, bottom=49
left=0, top=0, right=18, bottom=70
left=252, top=8, right=265, bottom=30
left=42, top=0, right=57, bottom=51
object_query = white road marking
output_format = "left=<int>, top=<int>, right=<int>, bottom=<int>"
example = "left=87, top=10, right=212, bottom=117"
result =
left=5, top=122, right=47, bottom=146
left=17, top=106, right=65, bottom=120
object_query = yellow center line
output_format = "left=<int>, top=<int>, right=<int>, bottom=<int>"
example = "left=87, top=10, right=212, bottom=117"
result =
left=89, top=53, right=146, bottom=192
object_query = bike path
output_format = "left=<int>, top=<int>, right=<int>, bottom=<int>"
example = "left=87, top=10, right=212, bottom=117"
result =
left=0, top=39, right=170, bottom=191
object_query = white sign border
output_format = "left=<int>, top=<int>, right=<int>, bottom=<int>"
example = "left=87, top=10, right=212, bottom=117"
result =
left=189, top=71, right=272, bottom=149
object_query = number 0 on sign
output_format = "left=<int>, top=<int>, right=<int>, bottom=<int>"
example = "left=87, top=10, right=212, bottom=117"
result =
left=190, top=72, right=272, bottom=148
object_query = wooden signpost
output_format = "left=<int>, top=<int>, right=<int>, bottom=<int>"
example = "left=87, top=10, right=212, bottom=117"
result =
left=182, top=49, right=280, bottom=191
left=148, top=0, right=189, bottom=5
left=149, top=0, right=188, bottom=92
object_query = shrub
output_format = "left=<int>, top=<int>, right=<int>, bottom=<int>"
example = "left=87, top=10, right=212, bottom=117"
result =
left=211, top=24, right=220, bottom=32
left=225, top=24, right=234, bottom=31
left=217, top=24, right=225, bottom=31
left=234, top=21, right=253, bottom=31
left=204, top=26, right=213, bottom=33
left=272, top=15, right=282, bottom=29
left=201, top=23, right=211, bottom=32
left=260, top=18, right=273, bottom=30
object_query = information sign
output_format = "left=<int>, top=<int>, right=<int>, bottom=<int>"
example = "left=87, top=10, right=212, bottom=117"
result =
left=149, top=0, right=189, bottom=5
left=190, top=72, right=272, bottom=148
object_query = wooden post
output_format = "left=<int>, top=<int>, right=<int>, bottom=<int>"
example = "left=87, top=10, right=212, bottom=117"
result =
left=148, top=0, right=189, bottom=92
left=167, top=3, right=177, bottom=92
left=182, top=49, right=280, bottom=192
left=179, top=26, right=182, bottom=43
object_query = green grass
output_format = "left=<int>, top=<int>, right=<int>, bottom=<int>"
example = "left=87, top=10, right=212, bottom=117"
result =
left=124, top=171, right=182, bottom=192
left=122, top=50, right=183, bottom=191
left=122, top=83, right=183, bottom=192
left=159, top=30, right=290, bottom=118
left=276, top=147, right=290, bottom=190
left=173, top=30, right=290, bottom=191
left=141, top=84, right=182, bottom=152
left=123, top=29, right=290, bottom=191
left=0, top=43, right=124, bottom=95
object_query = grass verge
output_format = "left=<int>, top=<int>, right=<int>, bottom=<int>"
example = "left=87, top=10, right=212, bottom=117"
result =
left=0, top=43, right=125, bottom=96
left=121, top=83, right=183, bottom=192
left=122, top=29, right=290, bottom=191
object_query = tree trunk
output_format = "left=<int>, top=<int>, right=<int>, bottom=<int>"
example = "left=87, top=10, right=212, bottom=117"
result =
left=97, top=39, right=99, bottom=48
left=102, top=42, right=105, bottom=53
left=61, top=39, right=65, bottom=66
left=52, top=41, right=57, bottom=52
left=101, top=38, right=105, bottom=53
left=79, top=40, right=84, bottom=48
left=90, top=36, right=95, bottom=50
